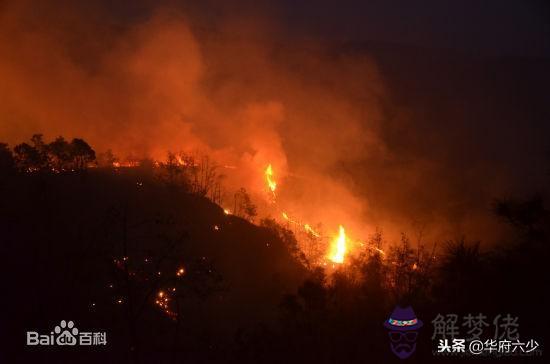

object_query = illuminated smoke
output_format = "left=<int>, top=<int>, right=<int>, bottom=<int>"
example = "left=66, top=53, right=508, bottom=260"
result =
left=0, top=1, right=515, bottom=248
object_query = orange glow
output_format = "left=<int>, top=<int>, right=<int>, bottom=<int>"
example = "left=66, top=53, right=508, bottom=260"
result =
left=0, top=6, right=405, bottom=275
left=329, top=225, right=347, bottom=264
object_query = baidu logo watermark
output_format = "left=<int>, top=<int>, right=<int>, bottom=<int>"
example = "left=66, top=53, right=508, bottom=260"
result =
left=26, top=320, right=107, bottom=346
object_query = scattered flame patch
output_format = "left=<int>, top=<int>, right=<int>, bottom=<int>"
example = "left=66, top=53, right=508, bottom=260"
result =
left=304, top=224, right=320, bottom=238
left=282, top=211, right=321, bottom=238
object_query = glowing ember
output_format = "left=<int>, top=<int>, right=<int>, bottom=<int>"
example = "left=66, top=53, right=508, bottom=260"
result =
left=176, top=267, right=185, bottom=277
left=329, top=225, right=347, bottom=264
left=112, top=160, right=141, bottom=168
left=155, top=289, right=172, bottom=315
left=223, top=209, right=230, bottom=215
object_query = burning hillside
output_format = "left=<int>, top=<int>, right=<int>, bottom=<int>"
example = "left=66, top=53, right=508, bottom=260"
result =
left=3, top=1, right=547, bottom=248
left=0, top=1, right=392, bottom=251
left=4, top=129, right=384, bottom=270
left=1, top=1, right=549, bottom=363
left=260, top=162, right=384, bottom=266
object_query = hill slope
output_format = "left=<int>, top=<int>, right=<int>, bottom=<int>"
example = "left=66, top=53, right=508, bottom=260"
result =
left=1, top=168, right=307, bottom=361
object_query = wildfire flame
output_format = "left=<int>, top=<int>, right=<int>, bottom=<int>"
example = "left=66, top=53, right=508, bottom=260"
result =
left=268, top=164, right=352, bottom=263
left=176, top=155, right=186, bottom=166
left=224, top=163, right=386, bottom=265
left=329, top=225, right=347, bottom=264
left=265, top=164, right=277, bottom=198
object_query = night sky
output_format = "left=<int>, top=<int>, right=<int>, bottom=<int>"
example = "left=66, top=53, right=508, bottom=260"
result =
left=99, top=0, right=550, bottom=57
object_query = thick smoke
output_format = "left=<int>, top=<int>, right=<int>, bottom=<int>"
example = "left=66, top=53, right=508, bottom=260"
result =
left=0, top=1, right=385, bottom=240
left=1, top=1, right=547, bottom=246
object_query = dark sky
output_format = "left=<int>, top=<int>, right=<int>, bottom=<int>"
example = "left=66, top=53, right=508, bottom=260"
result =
left=280, top=0, right=550, bottom=57
left=101, top=0, right=550, bottom=58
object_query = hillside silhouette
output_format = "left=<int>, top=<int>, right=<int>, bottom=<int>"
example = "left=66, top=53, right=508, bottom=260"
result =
left=1, top=150, right=307, bottom=362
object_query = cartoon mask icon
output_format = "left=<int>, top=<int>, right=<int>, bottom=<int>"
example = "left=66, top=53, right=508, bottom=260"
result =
left=383, top=306, right=423, bottom=359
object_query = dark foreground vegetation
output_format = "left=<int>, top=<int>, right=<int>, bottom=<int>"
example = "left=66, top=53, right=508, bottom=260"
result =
left=1, top=135, right=549, bottom=363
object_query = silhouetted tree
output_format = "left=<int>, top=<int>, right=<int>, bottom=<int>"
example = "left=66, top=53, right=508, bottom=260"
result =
left=96, top=149, right=118, bottom=168
left=493, top=196, right=547, bottom=242
left=48, top=136, right=72, bottom=171
left=209, top=174, right=225, bottom=205
left=433, top=238, right=483, bottom=309
left=261, top=218, right=307, bottom=266
left=159, top=152, right=188, bottom=189
left=13, top=142, right=49, bottom=172
left=190, top=154, right=218, bottom=197
left=233, top=188, right=257, bottom=221
left=70, top=138, right=96, bottom=170
left=386, top=233, right=415, bottom=300
left=0, top=143, right=15, bottom=176
left=30, top=133, right=48, bottom=154
left=12, top=135, right=96, bottom=172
